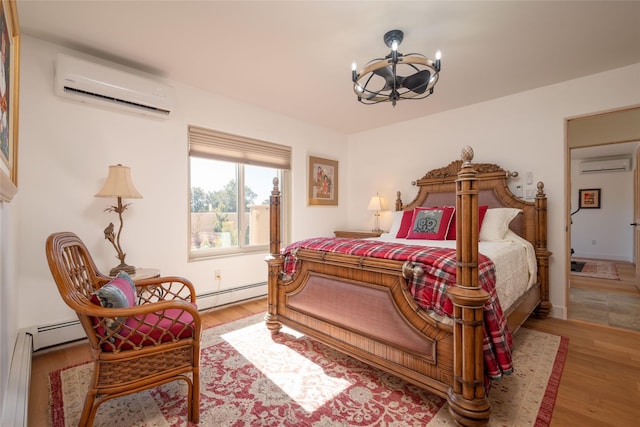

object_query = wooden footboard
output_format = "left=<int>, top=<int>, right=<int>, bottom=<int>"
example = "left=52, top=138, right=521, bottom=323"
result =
left=271, top=252, right=456, bottom=395
left=265, top=147, right=550, bottom=426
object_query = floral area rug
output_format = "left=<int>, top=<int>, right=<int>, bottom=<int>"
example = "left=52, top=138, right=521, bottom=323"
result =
left=49, top=313, right=568, bottom=427
left=570, top=258, right=620, bottom=280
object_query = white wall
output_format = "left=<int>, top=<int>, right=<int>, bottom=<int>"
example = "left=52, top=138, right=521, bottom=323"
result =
left=570, top=160, right=634, bottom=261
left=347, top=62, right=640, bottom=320
left=14, top=35, right=348, bottom=332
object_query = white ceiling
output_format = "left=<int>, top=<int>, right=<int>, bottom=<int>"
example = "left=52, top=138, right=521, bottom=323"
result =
left=16, top=1, right=640, bottom=135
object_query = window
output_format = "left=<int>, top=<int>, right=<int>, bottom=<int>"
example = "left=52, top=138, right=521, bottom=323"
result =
left=188, top=126, right=290, bottom=259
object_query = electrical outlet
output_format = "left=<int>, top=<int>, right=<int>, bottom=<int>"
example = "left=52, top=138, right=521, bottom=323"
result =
left=214, top=269, right=221, bottom=280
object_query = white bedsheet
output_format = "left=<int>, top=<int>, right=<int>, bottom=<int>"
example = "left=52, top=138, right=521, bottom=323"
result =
left=373, top=230, right=537, bottom=312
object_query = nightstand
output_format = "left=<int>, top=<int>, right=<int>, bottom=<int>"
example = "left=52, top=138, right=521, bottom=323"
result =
left=129, top=268, right=161, bottom=281
left=130, top=268, right=162, bottom=302
left=333, top=230, right=383, bottom=239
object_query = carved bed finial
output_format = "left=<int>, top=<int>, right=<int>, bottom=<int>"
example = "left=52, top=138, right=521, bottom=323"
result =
left=272, top=177, right=279, bottom=190
left=461, top=146, right=474, bottom=165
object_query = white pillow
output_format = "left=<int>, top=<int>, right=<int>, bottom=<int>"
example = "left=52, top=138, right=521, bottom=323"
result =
left=387, top=211, right=405, bottom=238
left=479, top=208, right=521, bottom=241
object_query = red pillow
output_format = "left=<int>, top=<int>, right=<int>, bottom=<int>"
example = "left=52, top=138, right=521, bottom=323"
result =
left=446, top=205, right=488, bottom=240
left=406, top=207, right=455, bottom=240
left=395, top=209, right=415, bottom=238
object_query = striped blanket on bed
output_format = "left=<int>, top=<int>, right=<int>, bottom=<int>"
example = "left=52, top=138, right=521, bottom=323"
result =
left=282, top=237, right=513, bottom=380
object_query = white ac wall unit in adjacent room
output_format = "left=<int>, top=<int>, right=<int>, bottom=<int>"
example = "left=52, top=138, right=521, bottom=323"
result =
left=579, top=157, right=631, bottom=174
left=54, top=53, right=176, bottom=119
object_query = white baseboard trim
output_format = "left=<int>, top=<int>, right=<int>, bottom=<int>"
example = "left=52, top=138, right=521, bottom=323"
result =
left=1, top=331, right=32, bottom=427
left=550, top=304, right=567, bottom=321
left=572, top=253, right=631, bottom=262
left=197, top=282, right=267, bottom=310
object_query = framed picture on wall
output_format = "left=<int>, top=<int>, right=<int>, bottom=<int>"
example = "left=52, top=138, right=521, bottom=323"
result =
left=0, top=0, right=20, bottom=187
left=579, top=188, right=601, bottom=209
left=308, top=155, right=338, bottom=206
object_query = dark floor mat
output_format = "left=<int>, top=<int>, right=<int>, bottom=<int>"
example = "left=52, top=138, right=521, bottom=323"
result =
left=571, top=261, right=586, bottom=272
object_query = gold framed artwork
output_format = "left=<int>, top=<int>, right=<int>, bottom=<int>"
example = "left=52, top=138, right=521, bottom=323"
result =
left=579, top=188, right=601, bottom=209
left=0, top=0, right=19, bottom=186
left=308, top=155, right=338, bottom=206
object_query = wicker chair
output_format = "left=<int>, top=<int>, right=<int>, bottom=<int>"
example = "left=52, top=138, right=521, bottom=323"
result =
left=46, top=232, right=201, bottom=426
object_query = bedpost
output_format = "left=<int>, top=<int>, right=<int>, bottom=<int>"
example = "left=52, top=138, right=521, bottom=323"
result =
left=446, top=146, right=491, bottom=426
left=534, top=181, right=552, bottom=318
left=395, top=191, right=403, bottom=211
left=265, top=177, right=283, bottom=335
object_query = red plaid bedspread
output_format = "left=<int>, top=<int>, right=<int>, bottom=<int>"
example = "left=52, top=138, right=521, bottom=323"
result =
left=282, top=237, right=513, bottom=380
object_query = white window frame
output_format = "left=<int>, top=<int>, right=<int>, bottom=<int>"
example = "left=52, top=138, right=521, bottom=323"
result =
left=188, top=126, right=291, bottom=260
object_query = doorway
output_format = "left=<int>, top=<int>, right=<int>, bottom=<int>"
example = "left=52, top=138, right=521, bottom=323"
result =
left=567, top=107, right=640, bottom=332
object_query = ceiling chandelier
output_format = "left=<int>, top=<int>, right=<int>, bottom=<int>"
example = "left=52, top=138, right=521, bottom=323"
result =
left=351, top=30, right=441, bottom=106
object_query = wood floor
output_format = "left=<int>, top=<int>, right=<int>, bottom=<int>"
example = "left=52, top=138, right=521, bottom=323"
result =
left=29, top=297, right=640, bottom=427
left=570, top=260, right=638, bottom=295
left=569, top=260, right=640, bottom=332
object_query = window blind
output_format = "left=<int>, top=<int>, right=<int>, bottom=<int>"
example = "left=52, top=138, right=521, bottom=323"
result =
left=189, top=125, right=291, bottom=170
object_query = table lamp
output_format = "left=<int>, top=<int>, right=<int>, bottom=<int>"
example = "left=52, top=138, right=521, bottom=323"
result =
left=95, top=164, right=142, bottom=276
left=367, top=193, right=384, bottom=233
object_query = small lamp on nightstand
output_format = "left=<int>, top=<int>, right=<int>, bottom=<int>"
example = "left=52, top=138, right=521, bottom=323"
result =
left=367, top=193, right=384, bottom=234
left=95, top=164, right=142, bottom=276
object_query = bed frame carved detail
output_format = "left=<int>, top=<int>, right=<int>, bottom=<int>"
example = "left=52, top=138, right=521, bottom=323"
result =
left=265, top=146, right=550, bottom=426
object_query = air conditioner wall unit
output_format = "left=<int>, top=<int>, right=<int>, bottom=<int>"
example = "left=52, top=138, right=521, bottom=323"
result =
left=579, top=157, right=631, bottom=174
left=54, top=53, right=176, bottom=119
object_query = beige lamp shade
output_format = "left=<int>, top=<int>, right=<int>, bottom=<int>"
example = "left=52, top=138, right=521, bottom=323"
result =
left=367, top=194, right=383, bottom=211
left=95, top=164, right=142, bottom=199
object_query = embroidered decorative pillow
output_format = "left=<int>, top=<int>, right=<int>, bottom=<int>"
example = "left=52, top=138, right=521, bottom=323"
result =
left=395, top=209, right=415, bottom=238
left=446, top=205, right=489, bottom=240
left=406, top=207, right=455, bottom=240
left=479, top=208, right=521, bottom=241
left=94, top=272, right=136, bottom=308
left=91, top=271, right=137, bottom=331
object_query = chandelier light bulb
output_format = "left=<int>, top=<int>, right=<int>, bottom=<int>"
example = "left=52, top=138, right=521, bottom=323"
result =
left=352, top=62, right=358, bottom=81
left=436, top=50, right=442, bottom=60
left=391, top=40, right=398, bottom=51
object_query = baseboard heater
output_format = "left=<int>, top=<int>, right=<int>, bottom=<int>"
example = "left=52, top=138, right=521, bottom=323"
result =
left=1, top=331, right=32, bottom=427
left=198, top=281, right=267, bottom=304
left=28, top=281, right=267, bottom=351
left=29, top=319, right=86, bottom=351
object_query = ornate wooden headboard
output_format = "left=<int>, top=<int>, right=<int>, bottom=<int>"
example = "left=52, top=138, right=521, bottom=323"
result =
left=395, top=160, right=543, bottom=243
